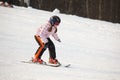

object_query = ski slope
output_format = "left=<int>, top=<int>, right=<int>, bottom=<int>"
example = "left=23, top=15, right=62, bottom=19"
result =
left=0, top=6, right=120, bottom=80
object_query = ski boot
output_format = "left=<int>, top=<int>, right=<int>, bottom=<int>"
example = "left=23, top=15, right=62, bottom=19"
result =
left=32, top=58, right=46, bottom=64
left=49, top=58, right=60, bottom=64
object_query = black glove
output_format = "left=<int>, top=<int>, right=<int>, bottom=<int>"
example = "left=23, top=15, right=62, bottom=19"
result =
left=57, top=39, right=61, bottom=42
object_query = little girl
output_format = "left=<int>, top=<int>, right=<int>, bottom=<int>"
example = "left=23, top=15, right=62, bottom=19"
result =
left=32, top=15, right=61, bottom=65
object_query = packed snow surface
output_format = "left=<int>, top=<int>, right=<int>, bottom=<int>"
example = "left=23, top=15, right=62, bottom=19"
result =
left=0, top=6, right=120, bottom=80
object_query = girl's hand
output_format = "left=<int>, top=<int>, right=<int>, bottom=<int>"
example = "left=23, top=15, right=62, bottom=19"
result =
left=57, top=39, right=61, bottom=42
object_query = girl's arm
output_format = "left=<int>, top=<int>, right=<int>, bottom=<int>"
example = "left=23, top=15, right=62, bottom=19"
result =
left=52, top=33, right=61, bottom=42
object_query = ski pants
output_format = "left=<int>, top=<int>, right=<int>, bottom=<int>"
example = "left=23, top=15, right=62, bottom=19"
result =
left=34, top=35, right=56, bottom=59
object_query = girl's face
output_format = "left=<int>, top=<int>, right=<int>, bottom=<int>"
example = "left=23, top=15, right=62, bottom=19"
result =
left=54, top=22, right=60, bottom=25
left=54, top=22, right=60, bottom=27
left=54, top=24, right=59, bottom=27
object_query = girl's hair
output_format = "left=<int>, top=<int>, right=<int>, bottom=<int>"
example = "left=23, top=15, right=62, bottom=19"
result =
left=48, top=26, right=57, bottom=33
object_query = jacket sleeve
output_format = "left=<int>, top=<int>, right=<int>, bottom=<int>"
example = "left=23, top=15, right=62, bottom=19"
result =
left=52, top=32, right=60, bottom=41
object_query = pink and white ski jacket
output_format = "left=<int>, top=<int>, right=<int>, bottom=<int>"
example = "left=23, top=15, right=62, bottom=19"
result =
left=36, top=22, right=60, bottom=43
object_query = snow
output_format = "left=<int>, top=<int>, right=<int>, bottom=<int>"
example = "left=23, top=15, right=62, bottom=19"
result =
left=0, top=6, right=120, bottom=80
left=53, top=8, right=60, bottom=14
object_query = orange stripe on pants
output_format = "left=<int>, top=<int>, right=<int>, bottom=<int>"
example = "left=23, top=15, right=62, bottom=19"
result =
left=34, top=35, right=44, bottom=59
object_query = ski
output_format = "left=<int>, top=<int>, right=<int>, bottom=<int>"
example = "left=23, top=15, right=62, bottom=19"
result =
left=21, top=60, right=70, bottom=68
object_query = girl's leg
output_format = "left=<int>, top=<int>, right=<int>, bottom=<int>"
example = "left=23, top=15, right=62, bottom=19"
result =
left=47, top=38, right=59, bottom=64
left=34, top=35, right=45, bottom=59
left=47, top=38, right=56, bottom=59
